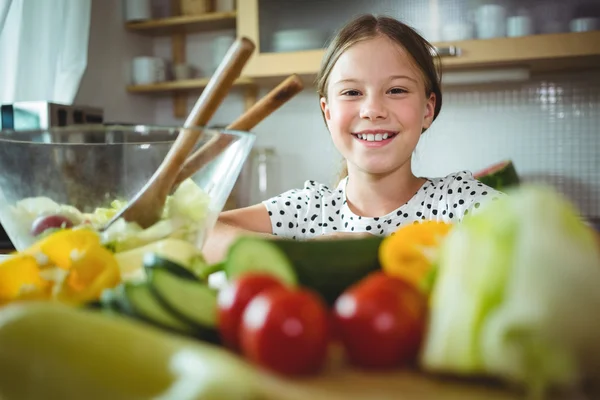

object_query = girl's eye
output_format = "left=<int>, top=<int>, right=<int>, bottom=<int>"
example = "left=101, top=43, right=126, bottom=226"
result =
left=342, top=90, right=361, bottom=96
left=389, top=87, right=407, bottom=94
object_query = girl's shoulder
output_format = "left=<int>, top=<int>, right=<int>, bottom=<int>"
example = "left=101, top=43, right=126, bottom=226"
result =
left=427, top=170, right=501, bottom=194
left=420, top=170, right=504, bottom=219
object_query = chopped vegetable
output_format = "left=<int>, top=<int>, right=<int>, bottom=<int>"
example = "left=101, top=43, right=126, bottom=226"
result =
left=56, top=245, right=121, bottom=304
left=0, top=254, right=51, bottom=304
left=421, top=184, right=600, bottom=398
left=379, top=221, right=452, bottom=291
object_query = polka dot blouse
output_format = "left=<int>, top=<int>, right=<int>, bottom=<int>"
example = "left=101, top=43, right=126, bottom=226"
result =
left=262, top=170, right=504, bottom=239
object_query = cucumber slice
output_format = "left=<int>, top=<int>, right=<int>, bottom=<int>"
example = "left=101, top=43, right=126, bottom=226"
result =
left=119, top=282, right=192, bottom=334
left=224, top=237, right=297, bottom=285
left=143, top=253, right=198, bottom=281
left=148, top=268, right=217, bottom=330
left=114, top=238, right=205, bottom=280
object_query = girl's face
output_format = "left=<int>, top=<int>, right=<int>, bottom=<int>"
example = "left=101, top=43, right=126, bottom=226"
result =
left=321, top=35, right=436, bottom=176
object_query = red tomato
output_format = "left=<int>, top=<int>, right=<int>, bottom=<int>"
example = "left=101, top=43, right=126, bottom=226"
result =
left=217, top=273, right=285, bottom=351
left=332, top=272, right=427, bottom=369
left=240, top=287, right=330, bottom=376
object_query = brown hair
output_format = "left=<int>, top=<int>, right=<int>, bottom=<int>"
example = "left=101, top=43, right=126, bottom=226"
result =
left=316, top=14, right=443, bottom=183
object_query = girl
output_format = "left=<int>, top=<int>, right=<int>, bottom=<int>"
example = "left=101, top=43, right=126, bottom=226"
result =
left=203, top=14, right=502, bottom=263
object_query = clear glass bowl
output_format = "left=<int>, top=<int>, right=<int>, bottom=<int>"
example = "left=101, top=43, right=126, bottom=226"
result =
left=0, top=125, right=255, bottom=251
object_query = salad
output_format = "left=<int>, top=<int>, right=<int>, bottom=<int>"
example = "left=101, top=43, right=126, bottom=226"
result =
left=0, top=179, right=214, bottom=299
left=8, top=179, right=212, bottom=252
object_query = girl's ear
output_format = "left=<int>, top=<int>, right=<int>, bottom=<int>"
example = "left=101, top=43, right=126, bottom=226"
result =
left=422, top=92, right=436, bottom=129
left=320, top=97, right=331, bottom=120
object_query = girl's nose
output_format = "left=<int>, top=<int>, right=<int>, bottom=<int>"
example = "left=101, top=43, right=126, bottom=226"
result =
left=359, top=96, right=388, bottom=120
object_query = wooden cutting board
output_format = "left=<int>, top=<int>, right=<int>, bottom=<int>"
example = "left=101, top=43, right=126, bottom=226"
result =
left=256, top=345, right=521, bottom=400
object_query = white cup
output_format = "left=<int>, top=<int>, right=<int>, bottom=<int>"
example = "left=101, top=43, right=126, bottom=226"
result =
left=476, top=4, right=507, bottom=39
left=507, top=16, right=533, bottom=37
left=123, top=0, right=151, bottom=22
left=131, top=57, right=167, bottom=85
left=570, top=17, right=600, bottom=32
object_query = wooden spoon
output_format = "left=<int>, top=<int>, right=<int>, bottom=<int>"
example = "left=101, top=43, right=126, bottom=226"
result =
left=172, top=73, right=304, bottom=188
left=103, top=37, right=255, bottom=230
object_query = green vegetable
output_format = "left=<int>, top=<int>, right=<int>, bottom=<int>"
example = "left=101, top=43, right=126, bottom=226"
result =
left=0, top=302, right=266, bottom=399
left=421, top=184, right=600, bottom=398
left=272, top=235, right=384, bottom=305
left=147, top=267, right=218, bottom=334
left=225, top=237, right=298, bottom=285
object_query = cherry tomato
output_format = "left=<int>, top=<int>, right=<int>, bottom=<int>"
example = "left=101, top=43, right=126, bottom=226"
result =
left=31, top=214, right=73, bottom=236
left=217, top=273, right=284, bottom=351
left=332, top=272, right=427, bottom=369
left=240, top=287, right=330, bottom=376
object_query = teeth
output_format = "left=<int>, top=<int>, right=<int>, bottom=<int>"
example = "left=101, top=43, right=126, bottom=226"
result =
left=355, top=133, right=394, bottom=141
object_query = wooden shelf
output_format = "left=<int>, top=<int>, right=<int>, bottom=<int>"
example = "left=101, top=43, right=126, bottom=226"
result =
left=125, top=12, right=237, bottom=36
left=242, top=31, right=600, bottom=78
left=126, top=77, right=256, bottom=94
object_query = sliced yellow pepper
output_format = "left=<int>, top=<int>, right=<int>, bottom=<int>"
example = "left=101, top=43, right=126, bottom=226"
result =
left=0, top=254, right=52, bottom=304
left=36, top=228, right=101, bottom=270
left=379, top=221, right=453, bottom=290
left=56, top=246, right=121, bottom=305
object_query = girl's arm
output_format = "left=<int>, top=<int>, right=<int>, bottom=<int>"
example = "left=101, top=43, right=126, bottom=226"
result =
left=202, top=204, right=274, bottom=264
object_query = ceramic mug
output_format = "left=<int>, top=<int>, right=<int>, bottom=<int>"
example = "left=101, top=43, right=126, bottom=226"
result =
left=476, top=4, right=507, bottom=39
left=507, top=15, right=533, bottom=37
left=131, top=56, right=167, bottom=85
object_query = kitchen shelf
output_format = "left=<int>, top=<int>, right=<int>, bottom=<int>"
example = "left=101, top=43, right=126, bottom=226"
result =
left=240, top=29, right=600, bottom=78
left=126, top=77, right=256, bottom=94
left=125, top=12, right=237, bottom=36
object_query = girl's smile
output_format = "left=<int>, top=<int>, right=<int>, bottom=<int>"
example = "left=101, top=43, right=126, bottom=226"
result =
left=351, top=129, right=399, bottom=148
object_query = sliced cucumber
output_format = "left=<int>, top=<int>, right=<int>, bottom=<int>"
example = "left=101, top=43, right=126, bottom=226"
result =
left=114, top=238, right=205, bottom=280
left=119, top=282, right=192, bottom=334
left=143, top=253, right=198, bottom=281
left=224, top=237, right=297, bottom=285
left=147, top=268, right=217, bottom=330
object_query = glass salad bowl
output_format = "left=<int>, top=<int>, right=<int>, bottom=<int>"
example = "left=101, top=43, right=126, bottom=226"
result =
left=0, top=125, right=255, bottom=256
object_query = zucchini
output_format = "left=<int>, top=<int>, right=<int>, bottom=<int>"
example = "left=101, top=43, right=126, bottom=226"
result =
left=118, top=282, right=192, bottom=334
left=143, top=253, right=198, bottom=281
left=272, top=235, right=384, bottom=305
left=147, top=267, right=217, bottom=331
left=224, top=237, right=297, bottom=285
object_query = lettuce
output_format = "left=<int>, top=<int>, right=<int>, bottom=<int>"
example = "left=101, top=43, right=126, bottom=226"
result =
left=421, top=184, right=600, bottom=398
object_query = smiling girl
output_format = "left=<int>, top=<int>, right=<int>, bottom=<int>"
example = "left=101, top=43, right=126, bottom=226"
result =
left=203, top=14, right=502, bottom=262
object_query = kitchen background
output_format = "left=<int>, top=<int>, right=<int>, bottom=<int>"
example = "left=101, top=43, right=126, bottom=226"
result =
left=1, top=0, right=599, bottom=248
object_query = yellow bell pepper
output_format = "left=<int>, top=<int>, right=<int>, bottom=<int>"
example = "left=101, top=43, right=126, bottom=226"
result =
left=57, top=245, right=121, bottom=304
left=0, top=254, right=52, bottom=304
left=379, top=221, right=453, bottom=290
left=37, top=228, right=101, bottom=270
left=1, top=228, right=121, bottom=306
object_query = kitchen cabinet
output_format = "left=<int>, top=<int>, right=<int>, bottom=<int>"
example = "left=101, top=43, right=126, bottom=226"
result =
left=125, top=1, right=259, bottom=118
left=237, top=0, right=600, bottom=79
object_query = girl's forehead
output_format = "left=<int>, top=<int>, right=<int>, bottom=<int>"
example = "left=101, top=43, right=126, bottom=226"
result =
left=329, top=36, right=424, bottom=83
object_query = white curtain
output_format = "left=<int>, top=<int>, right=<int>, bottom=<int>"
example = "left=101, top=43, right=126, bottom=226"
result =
left=0, top=0, right=91, bottom=105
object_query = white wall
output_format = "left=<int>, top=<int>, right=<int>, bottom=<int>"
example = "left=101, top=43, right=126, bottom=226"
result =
left=75, top=0, right=155, bottom=124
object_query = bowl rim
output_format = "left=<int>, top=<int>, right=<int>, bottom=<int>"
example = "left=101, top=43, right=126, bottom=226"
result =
left=0, top=124, right=255, bottom=145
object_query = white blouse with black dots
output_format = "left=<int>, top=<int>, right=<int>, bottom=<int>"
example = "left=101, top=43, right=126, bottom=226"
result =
left=261, top=170, right=504, bottom=240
